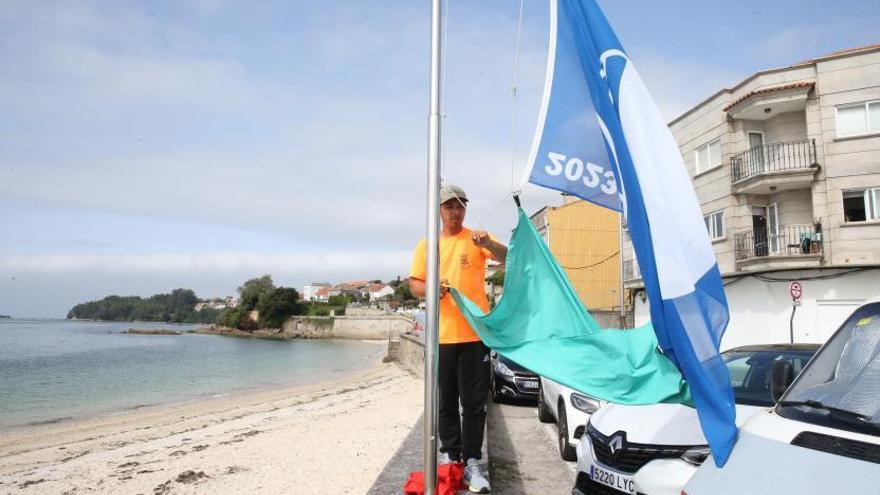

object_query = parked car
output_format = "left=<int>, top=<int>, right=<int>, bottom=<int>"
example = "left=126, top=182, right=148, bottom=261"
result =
left=538, top=376, right=604, bottom=461
left=489, top=351, right=540, bottom=403
left=684, top=300, right=880, bottom=495
left=574, top=344, right=820, bottom=495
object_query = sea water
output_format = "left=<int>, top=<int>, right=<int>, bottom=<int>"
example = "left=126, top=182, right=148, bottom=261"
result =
left=0, top=319, right=384, bottom=430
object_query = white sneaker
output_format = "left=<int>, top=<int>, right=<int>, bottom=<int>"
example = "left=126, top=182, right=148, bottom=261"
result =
left=438, top=452, right=459, bottom=465
left=463, top=458, right=490, bottom=493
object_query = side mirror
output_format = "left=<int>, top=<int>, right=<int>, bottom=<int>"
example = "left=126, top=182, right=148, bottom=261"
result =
left=770, top=360, right=795, bottom=402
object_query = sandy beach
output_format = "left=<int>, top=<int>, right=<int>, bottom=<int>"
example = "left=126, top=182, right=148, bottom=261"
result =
left=0, top=361, right=421, bottom=495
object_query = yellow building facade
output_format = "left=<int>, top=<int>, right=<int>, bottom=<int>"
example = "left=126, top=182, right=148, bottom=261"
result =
left=530, top=196, right=622, bottom=311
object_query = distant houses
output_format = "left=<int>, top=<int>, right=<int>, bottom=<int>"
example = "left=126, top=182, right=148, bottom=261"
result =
left=302, top=282, right=331, bottom=301
left=314, top=285, right=332, bottom=302
left=367, top=283, right=394, bottom=302
left=194, top=296, right=239, bottom=312
left=303, top=280, right=395, bottom=303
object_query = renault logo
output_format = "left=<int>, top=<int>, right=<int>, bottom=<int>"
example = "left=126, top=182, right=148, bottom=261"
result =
left=608, top=432, right=626, bottom=459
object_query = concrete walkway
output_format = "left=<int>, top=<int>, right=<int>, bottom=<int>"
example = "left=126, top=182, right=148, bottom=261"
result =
left=367, top=416, right=424, bottom=495
left=367, top=386, right=575, bottom=494
left=367, top=416, right=490, bottom=495
left=486, top=401, right=575, bottom=494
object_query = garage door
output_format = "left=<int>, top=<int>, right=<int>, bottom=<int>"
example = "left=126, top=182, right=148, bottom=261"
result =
left=814, top=299, right=864, bottom=343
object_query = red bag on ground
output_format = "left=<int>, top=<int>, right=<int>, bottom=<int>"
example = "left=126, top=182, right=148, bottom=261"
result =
left=403, top=462, right=464, bottom=495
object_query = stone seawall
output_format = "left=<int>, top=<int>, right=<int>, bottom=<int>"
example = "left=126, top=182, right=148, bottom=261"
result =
left=333, top=316, right=413, bottom=340
left=344, top=307, right=390, bottom=317
left=396, top=333, right=425, bottom=379
left=282, top=315, right=414, bottom=340
left=198, top=314, right=415, bottom=341
left=282, top=317, right=336, bottom=338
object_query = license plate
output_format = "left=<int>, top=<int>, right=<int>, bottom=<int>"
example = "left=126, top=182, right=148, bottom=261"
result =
left=590, top=463, right=635, bottom=494
left=520, top=380, right=538, bottom=389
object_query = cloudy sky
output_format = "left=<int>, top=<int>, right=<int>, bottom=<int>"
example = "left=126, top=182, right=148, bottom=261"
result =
left=2, top=0, right=878, bottom=317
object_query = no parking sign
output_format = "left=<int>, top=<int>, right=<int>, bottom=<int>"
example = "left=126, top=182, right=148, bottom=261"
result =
left=789, top=281, right=803, bottom=301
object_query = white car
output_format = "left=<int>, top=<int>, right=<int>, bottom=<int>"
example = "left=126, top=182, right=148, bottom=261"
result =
left=573, top=344, right=819, bottom=495
left=684, top=299, right=880, bottom=495
left=538, top=376, right=603, bottom=461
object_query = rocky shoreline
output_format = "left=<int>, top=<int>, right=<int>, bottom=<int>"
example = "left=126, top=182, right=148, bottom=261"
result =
left=194, top=315, right=413, bottom=342
left=193, top=325, right=296, bottom=340
left=123, top=328, right=183, bottom=336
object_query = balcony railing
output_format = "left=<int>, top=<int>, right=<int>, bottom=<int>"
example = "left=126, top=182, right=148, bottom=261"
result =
left=730, top=139, right=818, bottom=183
left=734, top=224, right=823, bottom=261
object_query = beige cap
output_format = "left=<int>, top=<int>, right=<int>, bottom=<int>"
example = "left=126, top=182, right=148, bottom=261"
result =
left=440, top=184, right=468, bottom=205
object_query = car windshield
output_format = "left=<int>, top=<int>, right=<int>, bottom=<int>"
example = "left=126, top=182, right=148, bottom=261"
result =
left=782, top=302, right=880, bottom=428
left=723, top=349, right=816, bottom=407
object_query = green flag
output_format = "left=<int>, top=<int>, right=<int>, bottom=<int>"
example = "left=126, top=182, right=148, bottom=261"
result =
left=451, top=208, right=690, bottom=405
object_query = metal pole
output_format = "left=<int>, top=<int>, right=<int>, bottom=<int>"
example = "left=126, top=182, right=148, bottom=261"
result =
left=424, top=0, right=442, bottom=493
left=619, top=213, right=626, bottom=329
left=789, top=301, right=796, bottom=344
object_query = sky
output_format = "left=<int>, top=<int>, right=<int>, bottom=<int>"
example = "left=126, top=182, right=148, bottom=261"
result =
left=1, top=0, right=878, bottom=318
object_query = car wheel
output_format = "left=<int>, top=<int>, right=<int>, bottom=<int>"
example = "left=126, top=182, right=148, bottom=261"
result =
left=490, top=371, right=502, bottom=403
left=557, top=401, right=577, bottom=461
left=537, top=383, right=554, bottom=423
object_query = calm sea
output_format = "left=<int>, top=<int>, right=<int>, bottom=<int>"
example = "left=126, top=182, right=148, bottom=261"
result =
left=0, top=319, right=385, bottom=430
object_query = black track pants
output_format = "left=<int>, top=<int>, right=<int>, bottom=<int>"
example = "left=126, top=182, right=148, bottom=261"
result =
left=437, top=341, right=490, bottom=462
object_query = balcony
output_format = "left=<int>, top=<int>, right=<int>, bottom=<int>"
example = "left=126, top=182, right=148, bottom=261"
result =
left=734, top=224, right=824, bottom=271
left=730, top=139, right=820, bottom=195
left=622, top=259, right=644, bottom=289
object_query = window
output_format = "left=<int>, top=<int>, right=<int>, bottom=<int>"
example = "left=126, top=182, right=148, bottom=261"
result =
left=695, top=138, right=722, bottom=173
left=724, top=350, right=818, bottom=407
left=836, top=101, right=880, bottom=137
left=843, top=188, right=880, bottom=222
left=704, top=210, right=725, bottom=240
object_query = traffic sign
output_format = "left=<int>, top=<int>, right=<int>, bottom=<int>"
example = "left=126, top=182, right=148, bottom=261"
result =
left=789, top=281, right=803, bottom=301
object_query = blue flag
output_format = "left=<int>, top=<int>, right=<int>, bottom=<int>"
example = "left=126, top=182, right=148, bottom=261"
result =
left=525, top=0, right=737, bottom=466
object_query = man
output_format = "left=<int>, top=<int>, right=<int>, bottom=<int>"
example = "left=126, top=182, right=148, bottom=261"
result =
left=409, top=184, right=508, bottom=494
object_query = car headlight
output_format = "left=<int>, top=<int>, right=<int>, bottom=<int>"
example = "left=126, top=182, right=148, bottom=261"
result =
left=495, top=361, right=516, bottom=377
left=680, top=445, right=710, bottom=466
left=570, top=392, right=599, bottom=414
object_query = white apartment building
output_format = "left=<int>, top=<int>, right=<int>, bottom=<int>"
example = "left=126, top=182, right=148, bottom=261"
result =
left=624, top=45, right=880, bottom=349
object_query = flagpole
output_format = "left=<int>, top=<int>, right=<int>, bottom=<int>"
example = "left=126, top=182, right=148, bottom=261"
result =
left=424, top=0, right=442, bottom=492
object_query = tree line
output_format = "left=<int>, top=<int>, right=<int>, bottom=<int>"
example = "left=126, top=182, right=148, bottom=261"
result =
left=66, top=274, right=424, bottom=330
left=67, top=288, right=221, bottom=323
left=219, top=274, right=307, bottom=330
left=66, top=275, right=318, bottom=330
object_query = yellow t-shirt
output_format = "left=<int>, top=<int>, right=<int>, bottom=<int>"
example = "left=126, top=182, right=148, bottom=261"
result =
left=410, top=228, right=495, bottom=344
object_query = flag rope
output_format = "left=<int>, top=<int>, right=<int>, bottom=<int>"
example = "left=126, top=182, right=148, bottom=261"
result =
left=453, top=0, right=525, bottom=232
left=510, top=0, right=525, bottom=194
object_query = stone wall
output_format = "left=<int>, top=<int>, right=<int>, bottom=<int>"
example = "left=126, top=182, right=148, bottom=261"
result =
left=397, top=333, right=425, bottom=379
left=332, top=316, right=413, bottom=340
left=281, top=315, right=415, bottom=340
left=282, top=317, right=336, bottom=338
left=344, top=307, right=390, bottom=317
